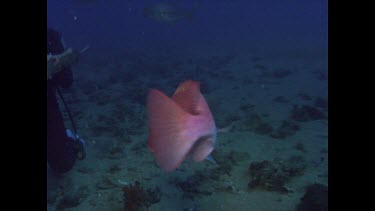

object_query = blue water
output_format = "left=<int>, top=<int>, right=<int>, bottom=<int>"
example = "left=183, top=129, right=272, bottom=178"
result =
left=47, top=0, right=328, bottom=210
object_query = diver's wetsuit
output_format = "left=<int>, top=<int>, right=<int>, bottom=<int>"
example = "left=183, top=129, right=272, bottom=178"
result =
left=47, top=28, right=76, bottom=173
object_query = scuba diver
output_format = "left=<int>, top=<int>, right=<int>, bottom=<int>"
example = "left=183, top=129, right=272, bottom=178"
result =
left=47, top=27, right=86, bottom=173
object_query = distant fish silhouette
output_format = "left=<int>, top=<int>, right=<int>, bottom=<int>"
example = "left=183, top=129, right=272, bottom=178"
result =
left=147, top=80, right=217, bottom=172
left=143, top=2, right=196, bottom=24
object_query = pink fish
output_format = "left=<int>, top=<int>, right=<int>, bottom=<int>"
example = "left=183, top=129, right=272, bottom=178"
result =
left=147, top=80, right=217, bottom=172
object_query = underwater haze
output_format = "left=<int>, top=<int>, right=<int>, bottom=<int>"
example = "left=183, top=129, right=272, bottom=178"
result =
left=47, top=0, right=328, bottom=210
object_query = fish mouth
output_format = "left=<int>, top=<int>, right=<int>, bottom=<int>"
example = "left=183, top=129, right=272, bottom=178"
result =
left=188, top=134, right=216, bottom=162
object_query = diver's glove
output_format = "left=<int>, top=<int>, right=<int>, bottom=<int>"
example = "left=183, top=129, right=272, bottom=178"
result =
left=66, top=129, right=86, bottom=160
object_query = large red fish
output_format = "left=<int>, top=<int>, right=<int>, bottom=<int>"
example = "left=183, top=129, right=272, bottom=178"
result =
left=147, top=80, right=217, bottom=172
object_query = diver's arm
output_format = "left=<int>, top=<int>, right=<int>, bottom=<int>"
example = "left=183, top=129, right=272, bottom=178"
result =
left=47, top=48, right=79, bottom=80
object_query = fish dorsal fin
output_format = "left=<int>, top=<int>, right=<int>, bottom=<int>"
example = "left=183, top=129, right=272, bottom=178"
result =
left=172, top=80, right=201, bottom=115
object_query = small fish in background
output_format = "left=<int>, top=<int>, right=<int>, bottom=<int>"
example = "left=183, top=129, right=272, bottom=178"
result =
left=71, top=0, right=98, bottom=5
left=147, top=80, right=217, bottom=172
left=143, top=2, right=197, bottom=24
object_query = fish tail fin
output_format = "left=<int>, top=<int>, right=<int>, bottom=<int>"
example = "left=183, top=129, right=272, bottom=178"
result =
left=147, top=89, right=196, bottom=172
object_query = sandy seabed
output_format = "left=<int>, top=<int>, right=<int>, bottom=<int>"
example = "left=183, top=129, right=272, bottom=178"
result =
left=47, top=47, right=328, bottom=211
